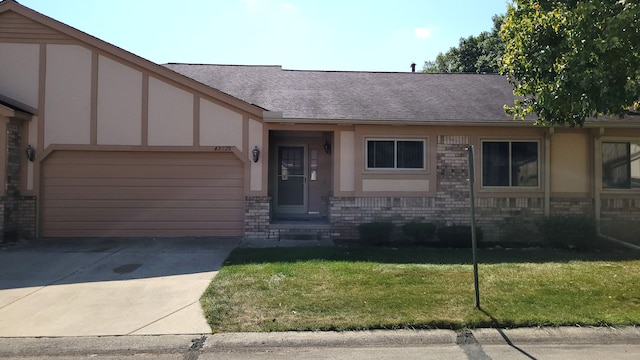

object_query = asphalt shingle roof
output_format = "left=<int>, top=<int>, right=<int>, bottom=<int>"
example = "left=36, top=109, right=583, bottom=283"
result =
left=163, top=64, right=518, bottom=123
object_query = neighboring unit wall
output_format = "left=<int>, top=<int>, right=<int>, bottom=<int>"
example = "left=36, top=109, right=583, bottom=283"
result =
left=0, top=10, right=266, bottom=238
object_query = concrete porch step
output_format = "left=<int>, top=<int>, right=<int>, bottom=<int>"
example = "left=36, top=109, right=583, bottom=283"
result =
left=277, top=227, right=331, bottom=241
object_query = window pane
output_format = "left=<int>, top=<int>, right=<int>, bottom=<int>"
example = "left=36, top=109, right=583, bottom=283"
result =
left=511, top=142, right=538, bottom=186
left=482, top=142, right=509, bottom=186
left=397, top=141, right=424, bottom=168
left=631, top=143, right=640, bottom=188
left=602, top=142, right=630, bottom=188
left=601, top=142, right=640, bottom=189
left=367, top=141, right=394, bottom=168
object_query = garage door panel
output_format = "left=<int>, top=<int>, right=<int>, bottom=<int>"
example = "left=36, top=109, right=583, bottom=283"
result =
left=43, top=177, right=244, bottom=188
left=46, top=151, right=241, bottom=166
left=43, top=208, right=244, bottom=222
left=42, top=151, right=245, bottom=237
left=42, top=186, right=243, bottom=200
left=44, top=220, right=244, bottom=231
left=43, top=199, right=243, bottom=209
left=43, top=164, right=243, bottom=180
left=45, top=227, right=244, bottom=238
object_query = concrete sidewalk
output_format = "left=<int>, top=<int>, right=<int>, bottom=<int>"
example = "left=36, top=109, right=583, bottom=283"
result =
left=0, top=237, right=239, bottom=337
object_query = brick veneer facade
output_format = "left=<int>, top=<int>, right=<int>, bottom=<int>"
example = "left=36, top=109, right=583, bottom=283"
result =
left=1, top=120, right=36, bottom=242
left=600, top=197, right=640, bottom=234
left=246, top=135, right=640, bottom=243
left=327, top=136, right=550, bottom=242
left=244, top=196, right=271, bottom=240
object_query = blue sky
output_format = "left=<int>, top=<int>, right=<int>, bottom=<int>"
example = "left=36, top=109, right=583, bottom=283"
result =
left=18, top=0, right=509, bottom=72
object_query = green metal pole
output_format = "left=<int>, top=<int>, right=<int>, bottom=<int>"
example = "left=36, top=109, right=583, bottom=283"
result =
left=467, top=145, right=480, bottom=309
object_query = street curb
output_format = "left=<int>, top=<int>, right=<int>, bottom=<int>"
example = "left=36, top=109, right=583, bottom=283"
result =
left=472, top=326, right=640, bottom=345
left=206, top=329, right=457, bottom=348
left=0, top=326, right=637, bottom=356
left=205, top=326, right=640, bottom=349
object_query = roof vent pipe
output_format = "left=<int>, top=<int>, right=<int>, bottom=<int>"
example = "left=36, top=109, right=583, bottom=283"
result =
left=410, top=62, right=416, bottom=72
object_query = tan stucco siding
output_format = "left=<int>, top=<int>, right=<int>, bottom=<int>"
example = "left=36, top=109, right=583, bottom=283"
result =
left=550, top=132, right=590, bottom=194
left=97, top=55, right=142, bottom=145
left=147, top=76, right=193, bottom=146
left=200, top=98, right=243, bottom=148
left=44, top=44, right=91, bottom=147
left=0, top=43, right=39, bottom=108
left=339, top=131, right=356, bottom=192
left=248, top=118, right=263, bottom=192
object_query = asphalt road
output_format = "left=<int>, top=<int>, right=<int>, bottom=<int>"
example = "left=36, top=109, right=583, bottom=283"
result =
left=1, top=328, right=639, bottom=359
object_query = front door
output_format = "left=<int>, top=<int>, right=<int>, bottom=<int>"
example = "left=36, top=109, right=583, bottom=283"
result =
left=275, top=145, right=307, bottom=214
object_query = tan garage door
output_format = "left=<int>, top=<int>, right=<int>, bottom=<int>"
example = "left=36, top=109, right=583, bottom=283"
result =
left=41, top=151, right=244, bottom=237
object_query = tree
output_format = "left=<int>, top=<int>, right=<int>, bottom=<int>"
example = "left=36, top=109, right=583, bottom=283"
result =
left=500, top=0, right=640, bottom=126
left=423, top=15, right=505, bottom=73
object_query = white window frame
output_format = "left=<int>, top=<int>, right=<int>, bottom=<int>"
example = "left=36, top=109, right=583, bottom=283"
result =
left=480, top=139, right=541, bottom=188
left=365, top=138, right=427, bottom=171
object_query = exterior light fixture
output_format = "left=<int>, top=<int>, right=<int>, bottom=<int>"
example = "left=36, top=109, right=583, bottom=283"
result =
left=25, top=145, right=36, bottom=162
left=323, top=140, right=331, bottom=154
left=252, top=146, right=260, bottom=163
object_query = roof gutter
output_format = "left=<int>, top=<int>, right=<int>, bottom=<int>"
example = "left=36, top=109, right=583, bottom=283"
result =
left=261, top=115, right=538, bottom=127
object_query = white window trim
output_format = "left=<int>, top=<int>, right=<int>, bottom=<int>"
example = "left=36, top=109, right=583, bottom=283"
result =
left=480, top=139, right=542, bottom=189
left=365, top=138, right=427, bottom=171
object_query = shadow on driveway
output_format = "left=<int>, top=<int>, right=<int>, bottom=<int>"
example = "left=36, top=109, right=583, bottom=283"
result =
left=0, top=237, right=240, bottom=289
left=0, top=237, right=239, bottom=337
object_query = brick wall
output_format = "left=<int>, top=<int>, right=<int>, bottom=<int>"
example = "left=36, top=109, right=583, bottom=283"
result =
left=435, top=136, right=471, bottom=225
left=329, top=196, right=438, bottom=239
left=244, top=196, right=271, bottom=240
left=1, top=120, right=36, bottom=242
left=600, top=197, right=640, bottom=239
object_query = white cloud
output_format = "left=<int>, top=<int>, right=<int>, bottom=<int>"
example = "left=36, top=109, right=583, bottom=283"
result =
left=414, top=27, right=431, bottom=39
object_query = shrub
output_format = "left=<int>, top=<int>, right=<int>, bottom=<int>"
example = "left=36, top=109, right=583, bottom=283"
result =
left=437, top=225, right=483, bottom=248
left=358, top=222, right=393, bottom=246
left=402, top=222, right=437, bottom=244
left=498, top=216, right=540, bottom=247
left=539, top=214, right=598, bottom=250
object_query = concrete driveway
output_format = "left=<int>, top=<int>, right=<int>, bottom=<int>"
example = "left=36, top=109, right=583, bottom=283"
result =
left=0, top=237, right=239, bottom=337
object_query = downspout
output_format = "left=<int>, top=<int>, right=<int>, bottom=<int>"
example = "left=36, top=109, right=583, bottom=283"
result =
left=544, top=127, right=554, bottom=217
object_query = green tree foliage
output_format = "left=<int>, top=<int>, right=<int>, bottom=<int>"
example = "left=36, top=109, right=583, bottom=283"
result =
left=500, top=0, right=640, bottom=126
left=423, top=15, right=505, bottom=73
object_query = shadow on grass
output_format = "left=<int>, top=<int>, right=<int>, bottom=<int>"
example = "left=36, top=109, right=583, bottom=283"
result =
left=226, top=245, right=640, bottom=266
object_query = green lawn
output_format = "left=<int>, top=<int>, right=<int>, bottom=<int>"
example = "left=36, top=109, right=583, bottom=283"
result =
left=201, top=246, right=640, bottom=332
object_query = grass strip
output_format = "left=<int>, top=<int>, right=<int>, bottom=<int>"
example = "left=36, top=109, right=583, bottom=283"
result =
left=201, top=246, right=640, bottom=332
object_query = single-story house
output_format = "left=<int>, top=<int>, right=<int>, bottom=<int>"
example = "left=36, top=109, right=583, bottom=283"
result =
left=1, top=0, right=639, bottom=243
